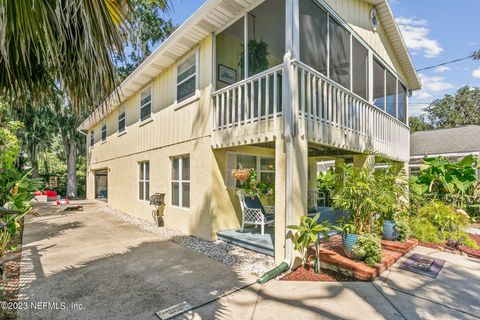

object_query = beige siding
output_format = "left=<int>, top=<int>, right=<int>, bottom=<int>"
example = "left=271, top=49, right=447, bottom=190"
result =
left=88, top=36, right=213, bottom=165
left=325, top=0, right=407, bottom=82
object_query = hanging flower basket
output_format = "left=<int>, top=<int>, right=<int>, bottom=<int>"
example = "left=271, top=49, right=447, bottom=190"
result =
left=232, top=169, right=252, bottom=182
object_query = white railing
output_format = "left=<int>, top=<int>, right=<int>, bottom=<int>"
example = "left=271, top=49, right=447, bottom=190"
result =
left=292, top=60, right=410, bottom=162
left=212, top=65, right=283, bottom=147
left=211, top=60, right=410, bottom=162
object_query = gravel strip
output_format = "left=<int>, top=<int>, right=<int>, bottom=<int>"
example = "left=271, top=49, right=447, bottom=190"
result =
left=102, top=206, right=275, bottom=276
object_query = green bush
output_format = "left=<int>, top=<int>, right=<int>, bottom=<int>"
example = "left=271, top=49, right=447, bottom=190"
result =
left=418, top=202, right=469, bottom=233
left=352, top=234, right=383, bottom=267
left=409, top=217, right=443, bottom=244
left=394, top=218, right=411, bottom=242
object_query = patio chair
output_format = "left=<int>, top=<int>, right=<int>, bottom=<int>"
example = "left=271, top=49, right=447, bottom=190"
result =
left=237, top=190, right=274, bottom=235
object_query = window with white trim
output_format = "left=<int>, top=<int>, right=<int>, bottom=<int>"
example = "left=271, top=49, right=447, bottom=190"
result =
left=171, top=156, right=190, bottom=208
left=140, top=88, right=152, bottom=122
left=226, top=153, right=275, bottom=188
left=90, top=130, right=94, bottom=147
left=139, top=161, right=150, bottom=201
left=176, top=54, right=197, bottom=103
left=118, top=106, right=126, bottom=132
left=101, top=123, right=107, bottom=142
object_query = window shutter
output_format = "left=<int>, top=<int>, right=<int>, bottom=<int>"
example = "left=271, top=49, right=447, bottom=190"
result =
left=226, top=152, right=236, bottom=188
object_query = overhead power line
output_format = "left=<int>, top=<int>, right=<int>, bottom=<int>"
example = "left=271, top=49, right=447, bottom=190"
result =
left=416, top=53, right=477, bottom=72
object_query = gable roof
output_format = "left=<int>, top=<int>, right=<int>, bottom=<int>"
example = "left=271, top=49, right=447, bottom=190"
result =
left=410, top=126, right=480, bottom=156
left=78, top=0, right=421, bottom=131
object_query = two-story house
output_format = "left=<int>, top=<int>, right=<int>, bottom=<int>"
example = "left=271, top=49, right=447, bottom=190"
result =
left=78, top=0, right=421, bottom=265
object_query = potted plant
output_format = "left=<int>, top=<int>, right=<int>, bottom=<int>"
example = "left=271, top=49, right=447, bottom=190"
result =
left=231, top=168, right=252, bottom=182
left=375, top=165, right=408, bottom=241
left=288, top=214, right=336, bottom=274
left=331, top=165, right=382, bottom=260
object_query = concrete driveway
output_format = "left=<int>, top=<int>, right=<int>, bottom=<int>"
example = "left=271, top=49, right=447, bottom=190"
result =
left=17, top=200, right=480, bottom=320
left=17, top=201, right=254, bottom=320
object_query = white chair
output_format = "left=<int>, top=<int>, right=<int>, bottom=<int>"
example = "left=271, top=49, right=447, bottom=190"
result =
left=237, top=190, right=274, bottom=235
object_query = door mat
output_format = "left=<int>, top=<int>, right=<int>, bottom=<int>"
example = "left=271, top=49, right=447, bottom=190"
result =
left=399, top=253, right=446, bottom=278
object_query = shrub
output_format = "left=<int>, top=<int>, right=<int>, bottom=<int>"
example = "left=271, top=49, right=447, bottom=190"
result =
left=409, top=217, right=443, bottom=244
left=352, top=234, right=383, bottom=267
left=394, top=219, right=411, bottom=242
left=418, top=202, right=469, bottom=234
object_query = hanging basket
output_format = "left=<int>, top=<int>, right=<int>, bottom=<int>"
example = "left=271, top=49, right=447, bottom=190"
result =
left=231, top=169, right=252, bottom=182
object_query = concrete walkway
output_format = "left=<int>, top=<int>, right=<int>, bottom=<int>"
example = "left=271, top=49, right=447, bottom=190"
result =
left=17, top=201, right=254, bottom=320
left=17, top=201, right=480, bottom=320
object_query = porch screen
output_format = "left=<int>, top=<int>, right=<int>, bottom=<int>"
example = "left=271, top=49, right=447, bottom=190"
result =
left=329, top=18, right=351, bottom=89
left=299, top=0, right=328, bottom=75
left=386, top=70, right=397, bottom=117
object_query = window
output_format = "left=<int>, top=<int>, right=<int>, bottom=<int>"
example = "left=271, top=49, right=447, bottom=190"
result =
left=352, top=37, right=369, bottom=100
left=139, top=161, right=150, bottom=201
left=118, top=106, right=126, bottom=132
left=140, top=88, right=152, bottom=122
left=176, top=54, right=197, bottom=103
left=329, top=18, right=351, bottom=89
left=171, top=156, right=190, bottom=208
left=90, top=130, right=94, bottom=147
left=101, top=123, right=107, bottom=142
left=225, top=153, right=275, bottom=188
left=373, top=59, right=385, bottom=110
left=386, top=70, right=397, bottom=117
left=300, top=0, right=328, bottom=75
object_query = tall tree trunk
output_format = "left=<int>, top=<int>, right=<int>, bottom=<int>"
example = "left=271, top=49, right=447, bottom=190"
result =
left=66, top=142, right=77, bottom=198
left=31, top=145, right=39, bottom=178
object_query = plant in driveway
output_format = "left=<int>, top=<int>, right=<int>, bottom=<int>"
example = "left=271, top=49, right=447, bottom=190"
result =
left=288, top=214, right=337, bottom=274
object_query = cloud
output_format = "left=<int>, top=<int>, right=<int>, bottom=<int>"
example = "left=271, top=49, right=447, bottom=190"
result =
left=396, top=17, right=443, bottom=58
left=433, top=66, right=450, bottom=73
left=413, top=73, right=454, bottom=103
left=473, top=68, right=480, bottom=79
left=419, top=74, right=454, bottom=92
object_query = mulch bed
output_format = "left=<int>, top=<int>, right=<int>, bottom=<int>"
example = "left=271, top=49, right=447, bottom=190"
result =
left=0, top=219, right=24, bottom=320
left=419, top=233, right=480, bottom=259
left=281, top=264, right=355, bottom=282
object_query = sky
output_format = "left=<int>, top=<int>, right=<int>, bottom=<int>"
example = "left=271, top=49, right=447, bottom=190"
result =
left=167, top=0, right=480, bottom=116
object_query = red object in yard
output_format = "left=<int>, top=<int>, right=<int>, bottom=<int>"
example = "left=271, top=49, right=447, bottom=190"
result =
left=34, top=191, right=42, bottom=196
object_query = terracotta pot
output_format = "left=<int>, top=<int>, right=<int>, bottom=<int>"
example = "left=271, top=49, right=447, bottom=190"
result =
left=232, top=169, right=251, bottom=181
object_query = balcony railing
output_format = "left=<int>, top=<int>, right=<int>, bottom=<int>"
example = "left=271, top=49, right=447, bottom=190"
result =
left=292, top=60, right=410, bottom=162
left=212, top=65, right=283, bottom=147
left=212, top=60, right=410, bottom=162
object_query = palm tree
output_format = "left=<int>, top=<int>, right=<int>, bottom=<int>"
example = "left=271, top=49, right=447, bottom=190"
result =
left=0, top=0, right=141, bottom=111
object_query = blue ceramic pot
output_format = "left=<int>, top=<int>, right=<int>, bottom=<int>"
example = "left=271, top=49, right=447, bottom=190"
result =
left=342, top=233, right=360, bottom=259
left=383, top=220, right=398, bottom=241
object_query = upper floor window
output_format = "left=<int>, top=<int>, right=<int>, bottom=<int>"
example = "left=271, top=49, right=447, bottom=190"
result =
left=171, top=156, right=190, bottom=208
left=139, top=161, right=150, bottom=201
left=118, top=106, right=126, bottom=132
left=373, top=59, right=385, bottom=110
left=140, top=88, right=152, bottom=122
left=101, top=123, right=107, bottom=142
left=176, top=54, right=197, bottom=103
left=90, top=130, right=94, bottom=147
left=398, top=83, right=407, bottom=124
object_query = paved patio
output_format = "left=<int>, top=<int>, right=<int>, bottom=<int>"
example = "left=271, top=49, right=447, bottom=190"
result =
left=17, top=200, right=480, bottom=320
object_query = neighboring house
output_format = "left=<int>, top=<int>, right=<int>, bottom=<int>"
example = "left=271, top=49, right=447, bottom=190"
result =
left=410, top=126, right=480, bottom=177
left=78, top=0, right=421, bottom=264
